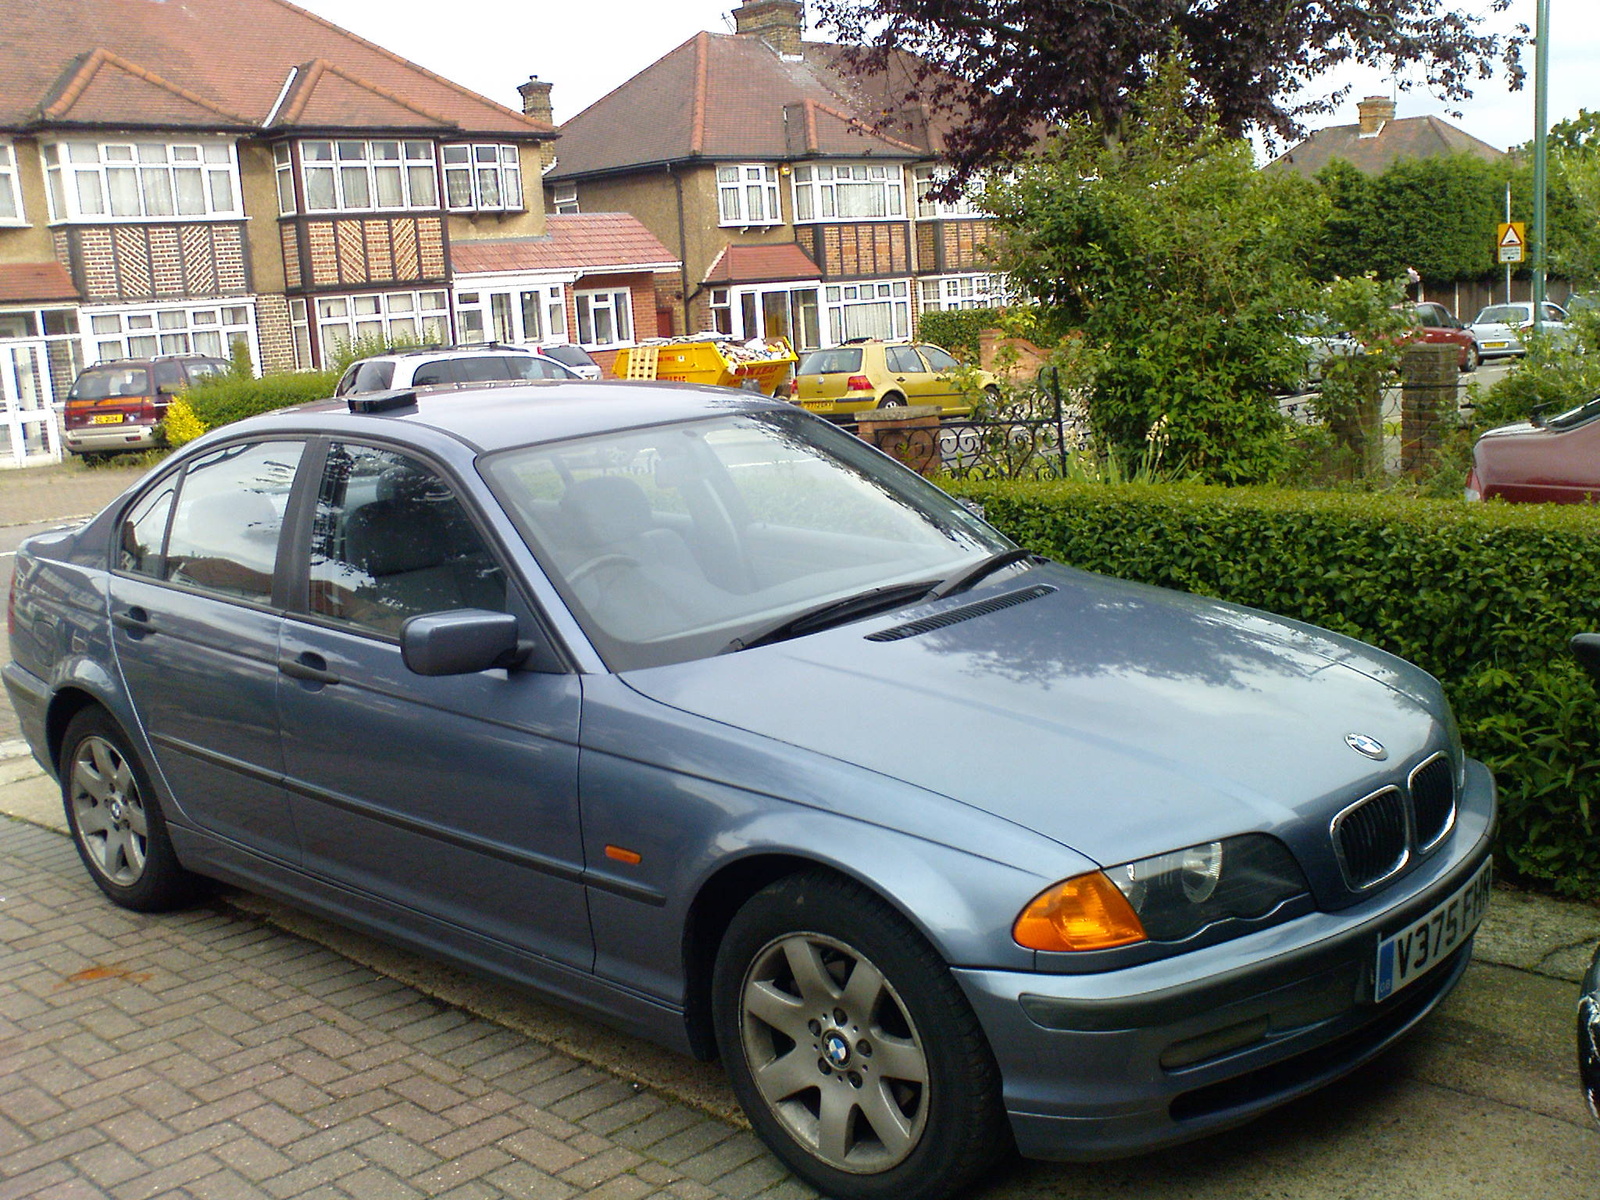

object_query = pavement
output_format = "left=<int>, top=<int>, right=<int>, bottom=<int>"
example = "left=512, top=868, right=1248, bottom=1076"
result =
left=4, top=455, right=1600, bottom=1198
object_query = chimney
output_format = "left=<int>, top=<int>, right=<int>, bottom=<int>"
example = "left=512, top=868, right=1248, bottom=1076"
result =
left=518, top=76, right=554, bottom=125
left=1357, top=95, right=1396, bottom=136
left=734, top=0, right=805, bottom=57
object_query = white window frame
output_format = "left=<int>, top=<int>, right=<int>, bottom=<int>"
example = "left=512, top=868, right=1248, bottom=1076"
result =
left=454, top=281, right=567, bottom=345
left=85, top=301, right=256, bottom=363
left=913, top=165, right=984, bottom=219
left=791, top=163, right=905, bottom=224
left=717, top=164, right=782, bottom=226
left=917, top=273, right=1009, bottom=312
left=0, top=141, right=25, bottom=226
left=307, top=288, right=449, bottom=366
left=299, top=140, right=439, bottom=214
left=824, top=280, right=910, bottom=344
left=273, top=143, right=297, bottom=216
left=552, top=183, right=579, bottom=215
left=574, top=288, right=633, bottom=348
left=443, top=144, right=524, bottom=212
left=42, top=138, right=242, bottom=223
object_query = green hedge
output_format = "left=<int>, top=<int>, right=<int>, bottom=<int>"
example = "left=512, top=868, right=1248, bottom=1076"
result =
left=915, top=309, right=1001, bottom=361
left=181, top=369, right=339, bottom=432
left=947, top=479, right=1600, bottom=897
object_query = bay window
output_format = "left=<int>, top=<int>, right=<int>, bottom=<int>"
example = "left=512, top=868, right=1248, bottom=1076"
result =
left=43, top=139, right=242, bottom=222
left=300, top=140, right=438, bottom=213
left=824, top=281, right=910, bottom=344
left=792, top=163, right=904, bottom=223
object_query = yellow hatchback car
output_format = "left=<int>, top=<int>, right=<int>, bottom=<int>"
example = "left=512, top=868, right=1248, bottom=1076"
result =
left=790, top=340, right=998, bottom=418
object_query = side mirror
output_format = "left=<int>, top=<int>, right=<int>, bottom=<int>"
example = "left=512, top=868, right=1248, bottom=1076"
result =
left=401, top=609, right=529, bottom=675
left=1571, top=633, right=1600, bottom=687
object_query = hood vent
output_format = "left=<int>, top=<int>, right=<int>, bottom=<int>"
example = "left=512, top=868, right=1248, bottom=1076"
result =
left=866, top=585, right=1056, bottom=643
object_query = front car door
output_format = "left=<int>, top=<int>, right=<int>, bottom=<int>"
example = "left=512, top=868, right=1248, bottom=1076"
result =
left=109, top=439, right=305, bottom=862
left=276, top=439, right=591, bottom=969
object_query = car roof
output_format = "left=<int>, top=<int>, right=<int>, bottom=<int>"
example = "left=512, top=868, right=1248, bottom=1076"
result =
left=214, top=380, right=789, bottom=455
left=350, top=344, right=542, bottom=366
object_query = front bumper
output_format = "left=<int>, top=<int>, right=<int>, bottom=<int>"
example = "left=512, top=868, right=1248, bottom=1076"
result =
left=957, top=759, right=1495, bottom=1162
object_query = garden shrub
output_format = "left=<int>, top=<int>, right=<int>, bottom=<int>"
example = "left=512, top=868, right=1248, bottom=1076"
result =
left=947, top=478, right=1600, bottom=897
left=916, top=309, right=1002, bottom=361
left=180, top=368, right=339, bottom=433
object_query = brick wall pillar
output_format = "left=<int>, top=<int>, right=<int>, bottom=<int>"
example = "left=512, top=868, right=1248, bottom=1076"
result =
left=1400, top=344, right=1458, bottom=475
left=854, top=405, right=943, bottom=477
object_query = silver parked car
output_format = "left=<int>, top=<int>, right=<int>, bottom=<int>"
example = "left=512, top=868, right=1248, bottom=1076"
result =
left=1468, top=301, right=1570, bottom=359
left=4, top=381, right=1495, bottom=1200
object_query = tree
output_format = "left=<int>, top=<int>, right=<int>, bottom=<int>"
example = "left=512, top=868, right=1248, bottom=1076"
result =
left=984, top=62, right=1328, bottom=483
left=814, top=0, right=1524, bottom=183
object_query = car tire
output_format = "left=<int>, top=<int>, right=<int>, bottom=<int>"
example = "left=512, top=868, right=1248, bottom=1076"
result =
left=712, top=872, right=1008, bottom=1200
left=983, top=385, right=1002, bottom=405
left=60, top=708, right=202, bottom=912
left=877, top=393, right=907, bottom=409
left=1463, top=344, right=1480, bottom=373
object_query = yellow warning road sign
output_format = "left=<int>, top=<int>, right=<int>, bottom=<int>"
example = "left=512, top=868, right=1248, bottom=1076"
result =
left=1498, top=221, right=1526, bottom=265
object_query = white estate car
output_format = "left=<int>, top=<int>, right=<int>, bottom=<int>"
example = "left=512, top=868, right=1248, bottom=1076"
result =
left=334, top=344, right=581, bottom=397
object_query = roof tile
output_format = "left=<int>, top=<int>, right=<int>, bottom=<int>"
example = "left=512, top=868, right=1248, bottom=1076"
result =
left=0, top=261, right=80, bottom=304
left=1268, top=115, right=1505, bottom=178
left=451, top=213, right=677, bottom=276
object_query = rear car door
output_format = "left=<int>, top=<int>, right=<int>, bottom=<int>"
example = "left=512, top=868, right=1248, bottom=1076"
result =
left=276, top=440, right=592, bottom=969
left=884, top=343, right=937, bottom=405
left=109, top=439, right=305, bottom=862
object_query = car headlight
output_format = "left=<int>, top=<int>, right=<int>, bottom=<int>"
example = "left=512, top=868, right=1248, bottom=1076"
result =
left=1013, top=834, right=1308, bottom=952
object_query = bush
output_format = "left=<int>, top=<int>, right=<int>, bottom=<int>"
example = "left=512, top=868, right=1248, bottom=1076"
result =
left=160, top=397, right=207, bottom=448
left=946, top=478, right=1600, bottom=897
left=915, top=310, right=1002, bottom=361
left=180, top=368, right=340, bottom=433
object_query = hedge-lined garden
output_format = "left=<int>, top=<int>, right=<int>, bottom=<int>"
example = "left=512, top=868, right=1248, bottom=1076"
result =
left=946, top=478, right=1600, bottom=897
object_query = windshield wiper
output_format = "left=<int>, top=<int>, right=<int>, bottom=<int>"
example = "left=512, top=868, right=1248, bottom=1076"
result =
left=721, top=579, right=940, bottom=653
left=929, top=548, right=1037, bottom=600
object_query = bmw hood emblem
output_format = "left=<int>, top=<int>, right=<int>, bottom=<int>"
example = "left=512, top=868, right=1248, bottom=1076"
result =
left=1345, top=733, right=1388, bottom=761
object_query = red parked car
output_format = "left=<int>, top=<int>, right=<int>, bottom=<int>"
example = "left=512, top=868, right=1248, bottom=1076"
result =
left=1400, top=303, right=1481, bottom=372
left=1465, top=397, right=1600, bottom=502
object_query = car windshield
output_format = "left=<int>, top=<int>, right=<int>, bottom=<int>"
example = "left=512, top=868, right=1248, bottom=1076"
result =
left=1475, top=305, right=1525, bottom=325
left=482, top=410, right=1010, bottom=670
left=1546, top=396, right=1600, bottom=430
left=798, top=348, right=863, bottom=375
left=69, top=366, right=150, bottom=401
left=539, top=344, right=597, bottom=369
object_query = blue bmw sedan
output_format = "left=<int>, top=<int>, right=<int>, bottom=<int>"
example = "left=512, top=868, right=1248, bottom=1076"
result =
left=4, top=381, right=1495, bottom=1200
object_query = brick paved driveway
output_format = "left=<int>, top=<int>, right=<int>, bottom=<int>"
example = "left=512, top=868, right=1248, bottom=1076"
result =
left=0, top=821, right=809, bottom=1200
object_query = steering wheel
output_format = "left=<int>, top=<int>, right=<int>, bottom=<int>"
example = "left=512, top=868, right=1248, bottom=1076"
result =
left=567, top=553, right=639, bottom=585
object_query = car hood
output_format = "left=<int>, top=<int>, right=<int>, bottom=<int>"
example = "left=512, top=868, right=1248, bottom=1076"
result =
left=620, top=563, right=1447, bottom=869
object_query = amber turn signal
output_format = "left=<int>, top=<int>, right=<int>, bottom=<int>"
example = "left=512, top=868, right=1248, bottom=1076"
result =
left=604, top=845, right=643, bottom=865
left=1013, top=872, right=1148, bottom=952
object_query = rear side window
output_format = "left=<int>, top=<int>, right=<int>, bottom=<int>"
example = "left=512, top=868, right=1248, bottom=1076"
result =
left=163, top=441, right=304, bottom=604
left=455, top=356, right=519, bottom=383
left=152, top=360, right=184, bottom=388
left=885, top=345, right=923, bottom=373
left=340, top=361, right=395, bottom=394
left=410, top=359, right=457, bottom=387
left=798, top=348, right=862, bottom=375
left=70, top=366, right=150, bottom=401
left=118, top=479, right=177, bottom=576
left=184, top=360, right=230, bottom=383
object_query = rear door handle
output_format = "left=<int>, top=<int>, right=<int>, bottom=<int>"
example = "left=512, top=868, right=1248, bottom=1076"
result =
left=278, top=652, right=340, bottom=686
left=112, top=606, right=156, bottom=637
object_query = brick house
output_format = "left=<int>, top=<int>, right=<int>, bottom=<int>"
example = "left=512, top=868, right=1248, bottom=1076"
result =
left=540, top=0, right=1004, bottom=352
left=0, top=0, right=677, bottom=465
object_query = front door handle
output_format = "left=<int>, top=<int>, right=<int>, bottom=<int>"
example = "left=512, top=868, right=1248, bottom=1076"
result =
left=278, top=653, right=340, bottom=686
left=112, top=606, right=156, bottom=637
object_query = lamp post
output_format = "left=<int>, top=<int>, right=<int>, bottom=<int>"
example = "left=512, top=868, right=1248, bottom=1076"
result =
left=1532, top=0, right=1550, bottom=333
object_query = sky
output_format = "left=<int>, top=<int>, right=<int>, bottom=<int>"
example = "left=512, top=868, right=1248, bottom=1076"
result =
left=295, top=0, right=1600, bottom=152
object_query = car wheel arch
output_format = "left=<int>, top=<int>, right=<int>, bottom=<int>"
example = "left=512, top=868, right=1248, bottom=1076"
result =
left=679, top=853, right=944, bottom=1060
left=45, top=686, right=109, bottom=776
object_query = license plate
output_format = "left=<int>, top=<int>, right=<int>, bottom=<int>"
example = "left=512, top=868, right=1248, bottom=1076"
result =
left=1482, top=341, right=1508, bottom=349
left=801, top=400, right=833, bottom=411
left=90, top=413, right=124, bottom=424
left=1375, top=858, right=1492, bottom=1001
